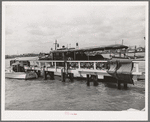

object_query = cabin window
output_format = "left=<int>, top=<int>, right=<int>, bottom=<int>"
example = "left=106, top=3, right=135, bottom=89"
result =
left=56, top=53, right=59, bottom=56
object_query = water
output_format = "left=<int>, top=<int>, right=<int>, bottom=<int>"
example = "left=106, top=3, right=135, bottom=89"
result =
left=5, top=57, right=145, bottom=111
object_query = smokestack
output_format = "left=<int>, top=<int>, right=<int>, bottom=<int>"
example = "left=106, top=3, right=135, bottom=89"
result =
left=76, top=43, right=79, bottom=49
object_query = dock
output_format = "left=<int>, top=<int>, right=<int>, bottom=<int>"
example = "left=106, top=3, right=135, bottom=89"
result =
left=23, top=59, right=144, bottom=89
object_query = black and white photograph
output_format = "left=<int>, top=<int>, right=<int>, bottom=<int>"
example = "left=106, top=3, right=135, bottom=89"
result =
left=2, top=1, right=148, bottom=121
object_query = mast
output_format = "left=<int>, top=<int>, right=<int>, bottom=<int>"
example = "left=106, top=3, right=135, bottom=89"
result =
left=54, top=40, right=58, bottom=50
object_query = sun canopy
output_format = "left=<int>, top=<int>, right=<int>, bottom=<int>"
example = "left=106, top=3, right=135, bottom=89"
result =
left=12, top=62, right=22, bottom=66
left=50, top=44, right=128, bottom=53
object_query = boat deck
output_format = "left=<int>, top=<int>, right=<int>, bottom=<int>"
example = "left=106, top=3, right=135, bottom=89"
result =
left=24, top=60, right=144, bottom=79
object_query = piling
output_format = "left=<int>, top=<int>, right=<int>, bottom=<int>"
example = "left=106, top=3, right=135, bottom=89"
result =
left=34, top=71, right=38, bottom=78
left=43, top=67, right=47, bottom=80
left=87, top=74, right=90, bottom=86
left=61, top=69, right=65, bottom=82
left=93, top=75, right=98, bottom=86
left=43, top=71, right=47, bottom=80
left=49, top=72, right=54, bottom=80
left=37, top=70, right=41, bottom=77
left=117, top=80, right=121, bottom=89
left=69, top=73, right=74, bottom=82
left=124, top=83, right=127, bottom=89
left=34, top=70, right=38, bottom=77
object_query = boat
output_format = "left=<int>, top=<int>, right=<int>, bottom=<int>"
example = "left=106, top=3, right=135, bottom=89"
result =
left=40, top=43, right=144, bottom=61
left=39, top=44, right=129, bottom=60
left=5, top=71, right=38, bottom=80
left=22, top=43, right=145, bottom=88
left=5, top=60, right=38, bottom=80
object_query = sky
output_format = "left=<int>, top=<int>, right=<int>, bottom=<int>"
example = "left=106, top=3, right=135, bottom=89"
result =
left=4, top=2, right=147, bottom=55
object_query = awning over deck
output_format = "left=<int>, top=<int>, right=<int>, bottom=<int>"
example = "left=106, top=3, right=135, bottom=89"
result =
left=50, top=44, right=128, bottom=53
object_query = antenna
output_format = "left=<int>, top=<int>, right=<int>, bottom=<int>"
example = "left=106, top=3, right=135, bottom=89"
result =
left=54, top=40, right=58, bottom=50
left=122, top=39, right=123, bottom=45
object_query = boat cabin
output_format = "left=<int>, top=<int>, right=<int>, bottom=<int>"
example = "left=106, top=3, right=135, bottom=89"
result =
left=10, top=60, right=30, bottom=72
left=49, top=44, right=128, bottom=61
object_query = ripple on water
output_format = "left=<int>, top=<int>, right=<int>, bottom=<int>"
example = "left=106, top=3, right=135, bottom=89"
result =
left=5, top=76, right=145, bottom=111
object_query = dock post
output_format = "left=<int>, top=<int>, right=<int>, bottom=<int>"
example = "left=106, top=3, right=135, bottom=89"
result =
left=50, top=72, right=54, bottom=80
left=43, top=71, right=47, bottom=80
left=69, top=73, right=74, bottom=82
left=117, top=80, right=121, bottom=89
left=94, top=75, right=98, bottom=86
left=61, top=69, right=65, bottom=82
left=37, top=70, right=41, bottom=77
left=43, top=67, right=47, bottom=80
left=124, top=83, right=127, bottom=89
left=87, top=74, right=90, bottom=86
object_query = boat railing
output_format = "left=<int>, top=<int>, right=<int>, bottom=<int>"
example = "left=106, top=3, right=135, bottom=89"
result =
left=28, top=60, right=144, bottom=76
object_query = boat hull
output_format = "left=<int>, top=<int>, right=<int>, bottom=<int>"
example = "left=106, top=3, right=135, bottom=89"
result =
left=5, top=72, right=37, bottom=80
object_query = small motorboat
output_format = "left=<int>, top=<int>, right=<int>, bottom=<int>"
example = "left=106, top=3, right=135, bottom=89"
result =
left=5, top=71, right=38, bottom=80
left=5, top=60, right=38, bottom=80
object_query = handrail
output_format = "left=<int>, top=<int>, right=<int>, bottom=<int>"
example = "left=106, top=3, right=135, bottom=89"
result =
left=30, top=60, right=145, bottom=63
left=24, top=59, right=144, bottom=76
left=67, top=60, right=107, bottom=63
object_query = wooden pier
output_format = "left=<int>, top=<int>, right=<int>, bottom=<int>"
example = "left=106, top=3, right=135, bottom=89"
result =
left=24, top=60, right=144, bottom=89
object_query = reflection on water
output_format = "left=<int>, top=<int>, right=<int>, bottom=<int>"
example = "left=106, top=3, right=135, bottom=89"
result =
left=5, top=57, right=145, bottom=111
